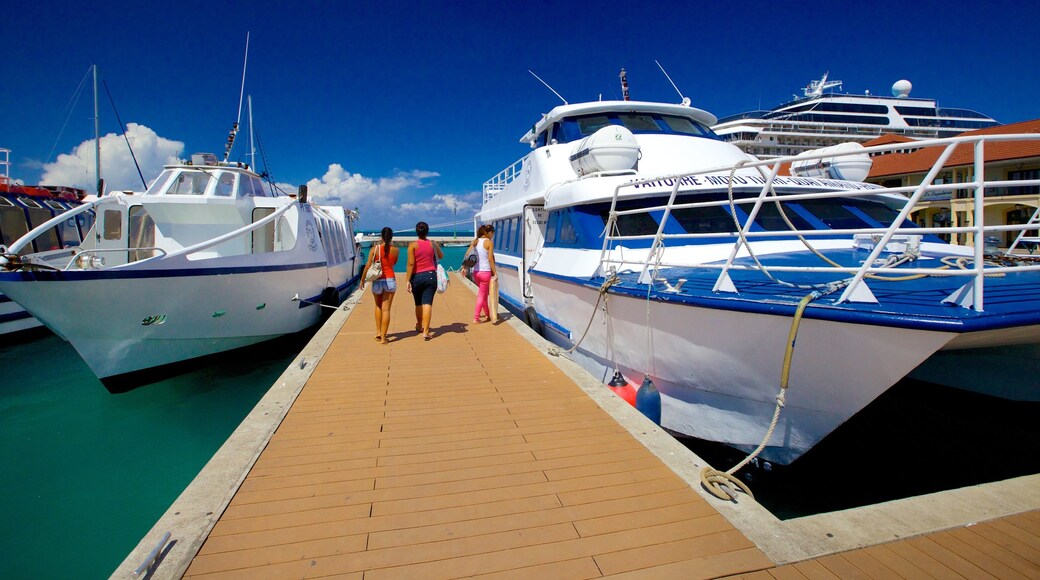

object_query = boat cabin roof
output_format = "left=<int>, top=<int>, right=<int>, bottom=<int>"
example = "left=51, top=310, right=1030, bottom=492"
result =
left=521, top=100, right=718, bottom=145
left=143, top=161, right=279, bottom=199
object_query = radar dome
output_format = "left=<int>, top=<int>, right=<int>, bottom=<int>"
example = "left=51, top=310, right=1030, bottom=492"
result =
left=892, top=80, right=912, bottom=98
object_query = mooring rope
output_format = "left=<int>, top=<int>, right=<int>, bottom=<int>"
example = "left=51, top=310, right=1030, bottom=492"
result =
left=546, top=273, right=620, bottom=358
left=699, top=281, right=845, bottom=501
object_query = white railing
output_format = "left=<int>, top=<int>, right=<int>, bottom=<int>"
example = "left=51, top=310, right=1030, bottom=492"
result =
left=597, top=133, right=1040, bottom=312
left=483, top=157, right=525, bottom=203
left=4, top=195, right=299, bottom=270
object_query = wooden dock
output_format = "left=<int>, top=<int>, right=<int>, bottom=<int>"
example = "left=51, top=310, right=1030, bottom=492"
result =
left=117, top=273, right=1040, bottom=578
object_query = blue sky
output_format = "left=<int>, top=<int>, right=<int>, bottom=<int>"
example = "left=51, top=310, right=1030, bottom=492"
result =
left=4, top=0, right=1038, bottom=231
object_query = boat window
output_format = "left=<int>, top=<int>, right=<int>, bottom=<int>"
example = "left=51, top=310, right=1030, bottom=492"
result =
left=577, top=116, right=612, bottom=135
left=45, top=200, right=65, bottom=211
left=243, top=176, right=266, bottom=198
left=129, top=206, right=156, bottom=262
left=27, top=207, right=61, bottom=251
left=144, top=170, right=173, bottom=196
left=62, top=215, right=83, bottom=246
left=214, top=172, right=235, bottom=197
left=796, top=200, right=871, bottom=230
left=545, top=211, right=558, bottom=244
left=103, top=209, right=122, bottom=240
left=0, top=205, right=29, bottom=251
left=600, top=207, right=659, bottom=237
left=18, top=197, right=42, bottom=209
left=511, top=217, right=521, bottom=251
left=660, top=115, right=710, bottom=136
left=671, top=205, right=739, bottom=234
left=252, top=208, right=275, bottom=253
left=618, top=114, right=660, bottom=132
left=840, top=199, right=907, bottom=227
left=500, top=219, right=511, bottom=252
left=559, top=211, right=577, bottom=243
left=752, top=201, right=813, bottom=231
left=167, top=171, right=212, bottom=195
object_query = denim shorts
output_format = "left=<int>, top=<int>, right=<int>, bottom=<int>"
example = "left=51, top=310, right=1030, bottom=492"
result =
left=371, top=277, right=397, bottom=294
left=411, top=270, right=437, bottom=305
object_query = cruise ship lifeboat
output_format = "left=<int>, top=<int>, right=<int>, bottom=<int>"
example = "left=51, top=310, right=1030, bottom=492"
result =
left=569, top=125, right=640, bottom=176
left=790, top=142, right=872, bottom=182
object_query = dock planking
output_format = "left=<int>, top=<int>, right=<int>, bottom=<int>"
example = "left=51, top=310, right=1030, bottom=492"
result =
left=181, top=274, right=773, bottom=578
left=175, top=273, right=1039, bottom=579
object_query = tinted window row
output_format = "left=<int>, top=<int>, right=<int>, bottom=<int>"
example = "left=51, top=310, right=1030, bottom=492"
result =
left=542, top=195, right=922, bottom=248
left=487, top=216, right=522, bottom=256
left=0, top=195, right=93, bottom=254
left=544, top=113, right=719, bottom=145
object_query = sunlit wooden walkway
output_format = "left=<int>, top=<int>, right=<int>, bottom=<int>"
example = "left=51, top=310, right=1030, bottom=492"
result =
left=179, top=273, right=1040, bottom=579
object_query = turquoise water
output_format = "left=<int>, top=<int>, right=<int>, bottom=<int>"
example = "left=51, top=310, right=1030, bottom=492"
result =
left=0, top=245, right=472, bottom=579
left=365, top=243, right=470, bottom=272
left=0, top=330, right=311, bottom=579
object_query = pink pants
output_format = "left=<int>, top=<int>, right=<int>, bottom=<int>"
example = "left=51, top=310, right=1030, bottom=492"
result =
left=474, top=270, right=492, bottom=319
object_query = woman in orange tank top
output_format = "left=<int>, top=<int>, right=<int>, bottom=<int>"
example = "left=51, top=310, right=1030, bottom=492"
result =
left=361, top=227, right=400, bottom=344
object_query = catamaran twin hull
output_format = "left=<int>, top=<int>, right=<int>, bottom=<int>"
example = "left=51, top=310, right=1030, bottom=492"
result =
left=526, top=256, right=1040, bottom=466
left=0, top=263, right=343, bottom=386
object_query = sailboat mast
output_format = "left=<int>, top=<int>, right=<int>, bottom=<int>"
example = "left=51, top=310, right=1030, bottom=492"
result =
left=93, top=65, right=101, bottom=194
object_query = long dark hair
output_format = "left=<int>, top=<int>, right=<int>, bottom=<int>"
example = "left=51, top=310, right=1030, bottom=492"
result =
left=416, top=221, right=429, bottom=240
left=475, top=225, right=488, bottom=240
left=380, top=227, right=393, bottom=257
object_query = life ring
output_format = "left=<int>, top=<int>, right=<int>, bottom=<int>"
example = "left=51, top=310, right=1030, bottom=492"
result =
left=523, top=305, right=544, bottom=335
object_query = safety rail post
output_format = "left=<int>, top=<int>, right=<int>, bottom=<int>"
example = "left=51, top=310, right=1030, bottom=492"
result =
left=972, top=140, right=986, bottom=311
left=595, top=182, right=626, bottom=278
left=637, top=177, right=683, bottom=285
left=837, top=141, right=960, bottom=304
left=711, top=161, right=782, bottom=293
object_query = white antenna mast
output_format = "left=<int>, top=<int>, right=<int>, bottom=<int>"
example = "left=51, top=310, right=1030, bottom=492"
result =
left=656, top=60, right=690, bottom=106
left=528, top=70, right=567, bottom=104
left=248, top=95, right=255, bottom=170
left=224, top=32, right=250, bottom=162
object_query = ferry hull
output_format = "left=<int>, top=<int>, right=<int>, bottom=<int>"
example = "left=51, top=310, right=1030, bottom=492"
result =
left=530, top=273, right=960, bottom=465
left=0, top=265, right=334, bottom=382
left=0, top=292, right=43, bottom=335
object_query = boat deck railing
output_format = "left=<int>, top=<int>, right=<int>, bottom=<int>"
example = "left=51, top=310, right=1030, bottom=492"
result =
left=2, top=194, right=301, bottom=271
left=597, top=133, right=1040, bottom=312
left=483, top=157, right=525, bottom=203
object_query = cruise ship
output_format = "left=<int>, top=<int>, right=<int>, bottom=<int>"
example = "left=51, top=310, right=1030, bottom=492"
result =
left=712, top=73, right=1000, bottom=158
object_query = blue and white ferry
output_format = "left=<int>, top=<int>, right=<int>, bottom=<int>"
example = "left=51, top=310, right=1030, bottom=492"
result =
left=478, top=87, right=1040, bottom=465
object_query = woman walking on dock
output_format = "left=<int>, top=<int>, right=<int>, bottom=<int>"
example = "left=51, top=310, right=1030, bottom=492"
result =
left=361, top=227, right=399, bottom=344
left=406, top=221, right=443, bottom=340
left=471, top=225, right=497, bottom=323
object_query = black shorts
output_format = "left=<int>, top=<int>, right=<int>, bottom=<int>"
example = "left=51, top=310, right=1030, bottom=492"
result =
left=411, top=271, right=437, bottom=305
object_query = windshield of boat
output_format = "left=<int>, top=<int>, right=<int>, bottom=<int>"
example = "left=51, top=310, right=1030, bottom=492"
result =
left=545, top=112, right=719, bottom=145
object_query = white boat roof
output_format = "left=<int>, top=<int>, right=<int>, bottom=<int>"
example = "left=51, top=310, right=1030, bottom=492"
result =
left=520, top=100, right=718, bottom=144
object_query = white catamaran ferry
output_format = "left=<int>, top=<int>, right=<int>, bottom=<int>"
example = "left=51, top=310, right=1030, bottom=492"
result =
left=478, top=74, right=1040, bottom=465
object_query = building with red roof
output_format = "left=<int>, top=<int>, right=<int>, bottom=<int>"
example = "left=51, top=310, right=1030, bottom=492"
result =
left=863, top=120, right=1040, bottom=248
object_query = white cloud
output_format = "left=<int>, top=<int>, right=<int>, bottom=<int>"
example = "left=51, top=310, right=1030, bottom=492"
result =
left=41, top=123, right=183, bottom=192
left=301, top=165, right=440, bottom=207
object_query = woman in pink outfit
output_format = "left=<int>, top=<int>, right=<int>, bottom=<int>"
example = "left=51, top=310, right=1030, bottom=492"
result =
left=471, top=225, right=497, bottom=323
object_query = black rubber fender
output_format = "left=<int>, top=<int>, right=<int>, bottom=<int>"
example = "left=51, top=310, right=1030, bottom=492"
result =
left=523, top=305, right=544, bottom=335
